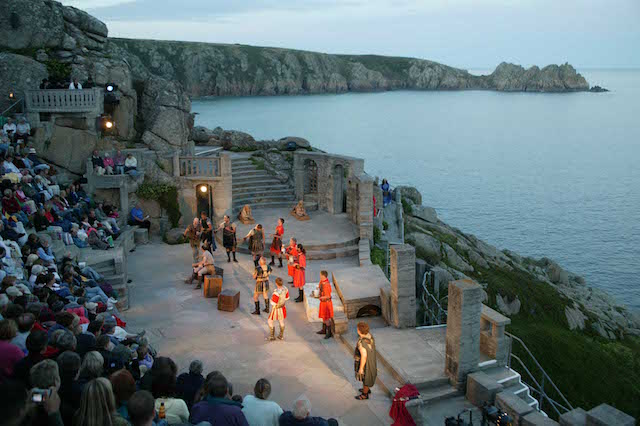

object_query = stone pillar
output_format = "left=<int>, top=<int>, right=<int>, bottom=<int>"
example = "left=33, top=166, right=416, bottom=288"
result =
left=357, top=174, right=374, bottom=243
left=119, top=180, right=129, bottom=218
left=219, top=153, right=233, bottom=217
left=389, top=245, right=417, bottom=328
left=415, top=259, right=428, bottom=304
left=445, top=279, right=482, bottom=389
left=293, top=153, right=305, bottom=201
left=172, top=150, right=180, bottom=178
left=479, top=305, right=511, bottom=367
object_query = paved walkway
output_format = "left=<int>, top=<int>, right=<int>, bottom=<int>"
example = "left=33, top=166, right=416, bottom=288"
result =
left=125, top=242, right=392, bottom=425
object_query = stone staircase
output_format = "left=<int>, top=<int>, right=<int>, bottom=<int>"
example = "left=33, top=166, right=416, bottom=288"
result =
left=481, top=365, right=541, bottom=411
left=231, top=157, right=297, bottom=213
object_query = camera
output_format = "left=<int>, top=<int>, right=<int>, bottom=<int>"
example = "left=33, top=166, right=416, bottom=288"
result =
left=31, top=388, right=51, bottom=403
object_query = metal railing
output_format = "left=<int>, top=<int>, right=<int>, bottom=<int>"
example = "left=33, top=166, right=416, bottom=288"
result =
left=25, top=88, right=102, bottom=113
left=421, top=271, right=448, bottom=325
left=180, top=156, right=221, bottom=177
left=1, top=98, right=24, bottom=118
left=506, top=332, right=573, bottom=417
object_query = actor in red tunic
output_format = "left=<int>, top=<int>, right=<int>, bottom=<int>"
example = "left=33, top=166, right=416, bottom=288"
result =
left=317, top=270, right=334, bottom=339
left=293, top=244, right=306, bottom=303
left=285, top=238, right=298, bottom=283
left=269, top=218, right=285, bottom=268
left=267, top=277, right=289, bottom=341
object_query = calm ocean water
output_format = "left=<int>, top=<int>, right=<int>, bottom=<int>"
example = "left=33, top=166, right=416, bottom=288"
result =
left=192, top=69, right=640, bottom=311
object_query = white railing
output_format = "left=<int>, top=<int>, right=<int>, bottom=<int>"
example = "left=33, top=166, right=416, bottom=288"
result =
left=180, top=156, right=221, bottom=177
left=25, top=88, right=103, bottom=113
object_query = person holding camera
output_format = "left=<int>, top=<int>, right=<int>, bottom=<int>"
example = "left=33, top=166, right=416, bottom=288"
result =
left=28, top=359, right=65, bottom=426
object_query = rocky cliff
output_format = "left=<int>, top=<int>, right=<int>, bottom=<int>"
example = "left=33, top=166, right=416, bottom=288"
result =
left=110, top=38, right=590, bottom=96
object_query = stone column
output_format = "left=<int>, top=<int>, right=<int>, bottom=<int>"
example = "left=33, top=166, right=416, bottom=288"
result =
left=357, top=174, right=374, bottom=243
left=445, top=279, right=482, bottom=389
left=293, top=153, right=305, bottom=201
left=389, top=245, right=417, bottom=328
left=415, top=259, right=428, bottom=304
left=219, top=153, right=233, bottom=217
left=172, top=150, right=180, bottom=177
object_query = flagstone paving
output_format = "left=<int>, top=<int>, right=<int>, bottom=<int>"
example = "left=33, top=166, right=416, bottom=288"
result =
left=125, top=241, right=392, bottom=425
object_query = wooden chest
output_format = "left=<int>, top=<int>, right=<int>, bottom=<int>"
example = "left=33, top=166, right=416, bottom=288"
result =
left=204, top=275, right=223, bottom=298
left=217, top=289, right=240, bottom=312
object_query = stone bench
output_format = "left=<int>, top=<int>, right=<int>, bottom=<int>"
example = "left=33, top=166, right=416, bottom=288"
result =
left=134, top=227, right=149, bottom=245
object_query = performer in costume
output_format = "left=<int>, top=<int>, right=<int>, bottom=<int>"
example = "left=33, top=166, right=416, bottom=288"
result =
left=217, top=215, right=238, bottom=263
left=354, top=321, right=377, bottom=400
left=200, top=211, right=216, bottom=251
left=186, top=244, right=216, bottom=289
left=317, top=270, right=334, bottom=339
left=293, top=244, right=306, bottom=303
left=252, top=256, right=272, bottom=315
left=243, top=224, right=265, bottom=267
left=285, top=238, right=298, bottom=284
left=267, top=277, right=289, bottom=341
left=269, top=218, right=285, bottom=268
left=183, top=217, right=202, bottom=262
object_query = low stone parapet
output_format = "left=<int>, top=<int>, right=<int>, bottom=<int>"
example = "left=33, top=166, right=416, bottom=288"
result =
left=496, top=391, right=535, bottom=425
left=586, top=404, right=635, bottom=426
left=522, top=411, right=559, bottom=425
left=466, top=371, right=503, bottom=407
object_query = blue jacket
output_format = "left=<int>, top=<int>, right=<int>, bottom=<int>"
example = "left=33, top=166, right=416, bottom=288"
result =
left=191, top=397, right=249, bottom=426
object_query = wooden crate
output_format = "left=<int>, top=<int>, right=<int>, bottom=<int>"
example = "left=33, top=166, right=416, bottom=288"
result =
left=218, top=289, right=240, bottom=312
left=204, top=275, right=223, bottom=298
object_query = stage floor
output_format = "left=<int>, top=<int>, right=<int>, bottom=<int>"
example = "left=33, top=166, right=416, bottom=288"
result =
left=232, top=208, right=359, bottom=249
left=124, top=241, right=392, bottom=425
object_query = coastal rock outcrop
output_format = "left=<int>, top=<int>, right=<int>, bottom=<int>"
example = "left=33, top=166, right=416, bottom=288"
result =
left=0, top=53, right=48, bottom=106
left=109, top=38, right=591, bottom=96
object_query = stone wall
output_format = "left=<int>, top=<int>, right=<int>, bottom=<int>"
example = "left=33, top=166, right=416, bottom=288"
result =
left=389, top=245, right=417, bottom=328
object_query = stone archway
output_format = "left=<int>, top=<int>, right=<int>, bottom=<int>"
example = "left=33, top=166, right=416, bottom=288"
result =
left=195, top=183, right=213, bottom=218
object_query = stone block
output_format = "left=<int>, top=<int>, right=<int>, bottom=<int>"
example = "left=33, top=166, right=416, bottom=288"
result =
left=390, top=292, right=416, bottom=328
left=523, top=411, right=560, bottom=426
left=380, top=285, right=391, bottom=325
left=466, top=371, right=503, bottom=406
left=445, top=280, right=483, bottom=388
left=134, top=227, right=149, bottom=245
left=587, top=404, right=635, bottom=426
left=404, top=398, right=425, bottom=426
left=496, top=391, right=534, bottom=425
left=390, top=244, right=416, bottom=298
left=559, top=408, right=588, bottom=426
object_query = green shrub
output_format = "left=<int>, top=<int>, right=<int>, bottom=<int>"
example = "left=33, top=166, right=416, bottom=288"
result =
left=382, top=220, right=389, bottom=230
left=371, top=246, right=386, bottom=272
left=373, top=226, right=381, bottom=244
left=401, top=198, right=413, bottom=215
left=45, top=59, right=72, bottom=84
left=249, top=156, right=265, bottom=170
left=136, top=180, right=181, bottom=228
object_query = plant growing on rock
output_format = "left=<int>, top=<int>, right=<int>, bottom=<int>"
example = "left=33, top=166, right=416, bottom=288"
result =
left=136, top=180, right=181, bottom=228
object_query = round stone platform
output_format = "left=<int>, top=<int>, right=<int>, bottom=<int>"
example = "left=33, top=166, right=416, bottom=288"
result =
left=231, top=208, right=360, bottom=260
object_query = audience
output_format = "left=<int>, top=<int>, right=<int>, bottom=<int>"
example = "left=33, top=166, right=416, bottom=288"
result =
left=0, top=319, right=24, bottom=380
left=176, top=359, right=205, bottom=409
left=191, top=372, right=249, bottom=425
left=69, top=78, right=83, bottom=90
left=243, top=378, right=283, bottom=426
left=74, top=377, right=129, bottom=426
left=280, top=396, right=338, bottom=426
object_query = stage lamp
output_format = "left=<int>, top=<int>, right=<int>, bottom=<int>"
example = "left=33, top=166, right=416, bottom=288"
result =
left=105, top=83, right=118, bottom=92
left=200, top=185, right=208, bottom=193
left=99, top=114, right=115, bottom=133
left=8, top=92, right=15, bottom=100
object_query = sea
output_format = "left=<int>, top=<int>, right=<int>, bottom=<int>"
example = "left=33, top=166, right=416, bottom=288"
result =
left=192, top=69, right=640, bottom=311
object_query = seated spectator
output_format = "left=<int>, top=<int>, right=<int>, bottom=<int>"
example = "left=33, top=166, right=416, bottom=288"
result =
left=77, top=350, right=104, bottom=389
left=243, top=378, right=283, bottom=426
left=11, top=312, right=36, bottom=353
left=137, top=337, right=154, bottom=371
left=91, top=150, right=106, bottom=176
left=190, top=372, right=249, bottom=425
left=3, top=117, right=16, bottom=142
left=56, top=350, right=82, bottom=425
left=76, top=318, right=102, bottom=356
left=84, top=76, right=94, bottom=89
left=15, top=117, right=30, bottom=144
left=29, top=359, right=64, bottom=426
left=152, top=365, right=189, bottom=425
left=34, top=207, right=51, bottom=232
left=128, top=390, right=166, bottom=426
left=40, top=78, right=51, bottom=89
left=110, top=368, right=137, bottom=421
left=114, top=150, right=126, bottom=175
left=2, top=189, right=29, bottom=225
left=176, top=359, right=205, bottom=409
left=103, top=152, right=114, bottom=175
left=96, top=202, right=120, bottom=234
left=69, top=77, right=82, bottom=90
left=0, top=380, right=31, bottom=426
left=279, top=396, right=338, bottom=426
left=129, top=202, right=151, bottom=230
left=3, top=155, right=21, bottom=174
left=56, top=331, right=77, bottom=352
left=12, top=330, right=48, bottom=384
left=124, top=153, right=138, bottom=174
left=0, top=319, right=24, bottom=381
left=74, top=377, right=129, bottom=426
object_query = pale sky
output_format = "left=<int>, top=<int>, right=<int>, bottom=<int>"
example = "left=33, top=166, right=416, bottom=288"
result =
left=61, top=0, right=640, bottom=69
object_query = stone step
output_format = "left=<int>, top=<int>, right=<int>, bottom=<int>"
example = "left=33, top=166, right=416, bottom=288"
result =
left=482, top=366, right=521, bottom=388
left=231, top=201, right=297, bottom=213
left=235, top=243, right=359, bottom=261
left=231, top=169, right=270, bottom=177
left=233, top=194, right=297, bottom=207
left=503, top=382, right=530, bottom=401
left=232, top=185, right=294, bottom=198
left=232, top=179, right=285, bottom=189
left=232, top=175, right=282, bottom=185
left=418, top=384, right=462, bottom=404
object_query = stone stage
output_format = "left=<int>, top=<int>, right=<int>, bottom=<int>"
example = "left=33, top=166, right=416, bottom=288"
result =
left=231, top=208, right=360, bottom=260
